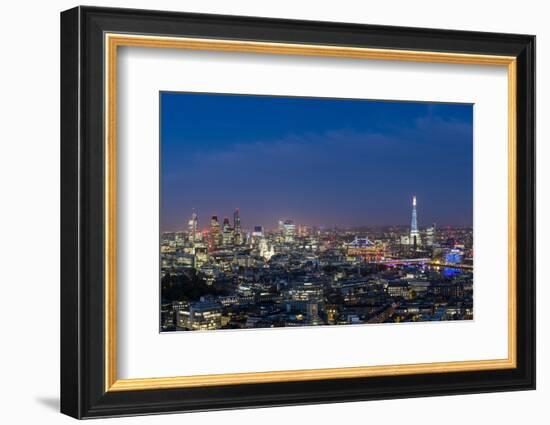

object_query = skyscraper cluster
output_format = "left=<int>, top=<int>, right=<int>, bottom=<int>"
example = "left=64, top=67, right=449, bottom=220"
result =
left=207, top=208, right=243, bottom=250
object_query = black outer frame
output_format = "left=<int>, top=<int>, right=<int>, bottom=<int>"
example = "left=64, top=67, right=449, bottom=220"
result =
left=60, top=5, right=535, bottom=419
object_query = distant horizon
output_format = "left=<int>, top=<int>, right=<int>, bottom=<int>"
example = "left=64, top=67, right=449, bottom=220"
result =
left=160, top=210, right=471, bottom=234
left=161, top=92, right=473, bottom=232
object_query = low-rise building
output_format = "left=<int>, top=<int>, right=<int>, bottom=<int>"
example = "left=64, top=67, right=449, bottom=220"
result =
left=176, top=301, right=222, bottom=331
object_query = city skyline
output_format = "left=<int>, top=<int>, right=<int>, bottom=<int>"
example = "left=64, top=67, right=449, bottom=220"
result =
left=161, top=92, right=473, bottom=232
left=161, top=192, right=473, bottom=332
left=164, top=195, right=454, bottom=235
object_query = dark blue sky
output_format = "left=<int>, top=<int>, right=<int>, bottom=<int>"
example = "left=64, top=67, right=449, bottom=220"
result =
left=160, top=92, right=473, bottom=232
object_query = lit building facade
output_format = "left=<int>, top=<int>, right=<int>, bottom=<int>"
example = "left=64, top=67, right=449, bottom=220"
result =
left=425, top=223, right=436, bottom=246
left=209, top=215, right=221, bottom=250
left=282, top=219, right=295, bottom=242
left=410, top=195, right=421, bottom=248
left=187, top=210, right=198, bottom=243
left=233, top=208, right=242, bottom=245
left=221, top=217, right=234, bottom=247
left=176, top=302, right=222, bottom=330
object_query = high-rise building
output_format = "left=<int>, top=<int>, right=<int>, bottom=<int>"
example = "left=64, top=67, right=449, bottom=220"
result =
left=410, top=196, right=421, bottom=249
left=222, top=217, right=230, bottom=231
left=425, top=223, right=436, bottom=246
left=210, top=215, right=220, bottom=250
left=233, top=208, right=241, bottom=233
left=233, top=208, right=242, bottom=245
left=222, top=217, right=234, bottom=247
left=252, top=226, right=263, bottom=237
left=187, top=210, right=198, bottom=243
left=283, top=219, right=296, bottom=243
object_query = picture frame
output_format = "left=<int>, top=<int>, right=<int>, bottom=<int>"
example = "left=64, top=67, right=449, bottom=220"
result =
left=60, top=5, right=535, bottom=419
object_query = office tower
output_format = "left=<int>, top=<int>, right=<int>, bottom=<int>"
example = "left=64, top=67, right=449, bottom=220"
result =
left=233, top=208, right=241, bottom=233
left=426, top=222, right=436, bottom=246
left=187, top=210, right=198, bottom=243
left=233, top=208, right=242, bottom=245
left=222, top=217, right=234, bottom=247
left=222, top=217, right=230, bottom=231
left=252, top=226, right=264, bottom=237
left=283, top=219, right=295, bottom=243
left=210, top=215, right=220, bottom=250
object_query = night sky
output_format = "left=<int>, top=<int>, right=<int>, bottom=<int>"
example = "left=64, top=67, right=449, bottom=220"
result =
left=160, top=92, right=473, bottom=232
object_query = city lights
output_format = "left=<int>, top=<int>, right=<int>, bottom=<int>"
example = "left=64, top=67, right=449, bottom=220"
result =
left=160, top=198, right=474, bottom=332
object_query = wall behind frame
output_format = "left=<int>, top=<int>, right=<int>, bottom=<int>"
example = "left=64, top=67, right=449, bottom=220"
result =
left=0, top=1, right=544, bottom=425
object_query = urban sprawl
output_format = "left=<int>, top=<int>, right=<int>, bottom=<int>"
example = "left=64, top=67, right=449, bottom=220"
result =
left=161, top=196, right=473, bottom=331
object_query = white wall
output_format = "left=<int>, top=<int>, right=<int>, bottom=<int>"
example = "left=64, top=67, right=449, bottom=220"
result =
left=0, top=0, right=545, bottom=423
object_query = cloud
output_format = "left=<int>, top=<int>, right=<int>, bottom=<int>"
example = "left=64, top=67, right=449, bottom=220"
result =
left=161, top=111, right=473, bottom=230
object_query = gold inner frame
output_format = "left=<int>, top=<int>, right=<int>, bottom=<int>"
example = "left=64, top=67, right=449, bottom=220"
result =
left=104, top=33, right=517, bottom=392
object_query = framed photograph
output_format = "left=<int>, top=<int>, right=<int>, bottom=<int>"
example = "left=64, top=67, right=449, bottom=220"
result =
left=60, top=6, right=535, bottom=419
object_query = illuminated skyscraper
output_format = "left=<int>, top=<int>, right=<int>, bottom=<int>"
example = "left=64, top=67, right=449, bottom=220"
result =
left=187, top=210, right=198, bottom=243
left=222, top=217, right=234, bottom=247
left=233, top=208, right=241, bottom=233
left=222, top=217, right=230, bottom=231
left=410, top=196, right=420, bottom=248
left=233, top=208, right=242, bottom=245
left=283, top=219, right=295, bottom=243
left=426, top=223, right=436, bottom=246
left=210, top=215, right=220, bottom=250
